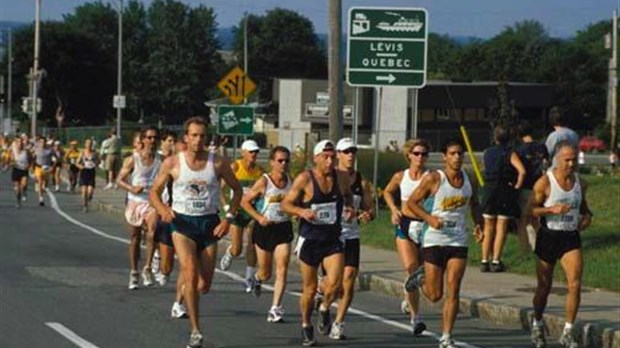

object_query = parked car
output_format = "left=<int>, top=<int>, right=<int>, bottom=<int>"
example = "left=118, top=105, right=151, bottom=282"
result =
left=579, top=136, right=606, bottom=152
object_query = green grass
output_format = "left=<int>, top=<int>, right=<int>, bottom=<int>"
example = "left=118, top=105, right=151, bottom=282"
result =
left=360, top=174, right=620, bottom=292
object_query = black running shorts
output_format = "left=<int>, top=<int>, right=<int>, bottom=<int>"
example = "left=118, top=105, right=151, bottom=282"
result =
left=11, top=168, right=28, bottom=182
left=422, top=246, right=468, bottom=269
left=534, top=226, right=581, bottom=264
left=343, top=238, right=361, bottom=268
left=253, top=221, right=294, bottom=252
left=295, top=237, right=344, bottom=268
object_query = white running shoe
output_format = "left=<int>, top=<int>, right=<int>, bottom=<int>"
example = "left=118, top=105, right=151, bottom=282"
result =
left=54, top=185, right=59, bottom=192
left=186, top=331, right=202, bottom=348
left=155, top=272, right=168, bottom=286
left=103, top=183, right=113, bottom=190
left=152, top=250, right=160, bottom=274
left=439, top=338, right=458, bottom=348
left=141, top=267, right=154, bottom=287
left=329, top=321, right=346, bottom=340
left=244, top=276, right=255, bottom=293
left=171, top=302, right=188, bottom=319
left=128, top=271, right=139, bottom=290
left=267, top=306, right=285, bottom=323
left=400, top=300, right=410, bottom=315
left=219, top=250, right=233, bottom=271
left=559, top=329, right=578, bottom=348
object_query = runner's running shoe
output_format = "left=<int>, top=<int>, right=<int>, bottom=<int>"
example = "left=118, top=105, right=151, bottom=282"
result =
left=329, top=321, right=346, bottom=340
left=142, top=267, right=154, bottom=287
left=171, top=302, right=188, bottom=319
left=301, top=325, right=316, bottom=347
left=128, top=271, right=139, bottom=290
left=267, top=306, right=285, bottom=323
left=559, top=329, right=578, bottom=348
left=317, top=308, right=331, bottom=335
left=531, top=323, right=547, bottom=348
left=404, top=266, right=425, bottom=292
left=186, top=331, right=203, bottom=348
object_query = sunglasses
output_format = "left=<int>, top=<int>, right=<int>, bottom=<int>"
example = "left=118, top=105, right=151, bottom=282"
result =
left=249, top=150, right=259, bottom=154
left=144, top=135, right=158, bottom=140
left=276, top=158, right=290, bottom=164
left=340, top=148, right=357, bottom=155
left=411, top=151, right=429, bottom=157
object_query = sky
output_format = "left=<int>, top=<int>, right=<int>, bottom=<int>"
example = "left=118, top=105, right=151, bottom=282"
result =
left=0, top=0, right=617, bottom=38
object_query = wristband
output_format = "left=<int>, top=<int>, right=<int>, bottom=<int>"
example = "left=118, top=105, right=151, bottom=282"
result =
left=225, top=212, right=235, bottom=223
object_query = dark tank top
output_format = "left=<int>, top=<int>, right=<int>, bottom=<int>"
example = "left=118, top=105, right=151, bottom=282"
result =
left=299, top=170, right=343, bottom=241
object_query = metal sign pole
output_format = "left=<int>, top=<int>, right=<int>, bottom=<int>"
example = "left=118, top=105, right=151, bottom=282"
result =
left=412, top=88, right=419, bottom=139
left=373, top=87, right=382, bottom=215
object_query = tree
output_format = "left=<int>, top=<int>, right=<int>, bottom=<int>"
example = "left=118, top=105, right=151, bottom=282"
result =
left=232, top=8, right=327, bottom=101
left=144, top=0, right=223, bottom=123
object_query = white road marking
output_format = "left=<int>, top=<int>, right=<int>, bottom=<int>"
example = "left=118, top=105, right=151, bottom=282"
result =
left=45, top=322, right=100, bottom=348
left=46, top=190, right=482, bottom=348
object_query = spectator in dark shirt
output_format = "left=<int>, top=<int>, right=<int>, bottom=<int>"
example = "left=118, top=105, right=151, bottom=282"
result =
left=480, top=125, right=526, bottom=273
left=516, top=121, right=550, bottom=250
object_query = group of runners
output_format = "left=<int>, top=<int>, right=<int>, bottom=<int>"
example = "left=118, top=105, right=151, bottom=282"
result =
left=1, top=114, right=593, bottom=348
left=1, top=132, right=99, bottom=211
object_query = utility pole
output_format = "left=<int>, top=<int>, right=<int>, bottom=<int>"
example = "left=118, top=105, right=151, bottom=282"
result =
left=612, top=10, right=618, bottom=151
left=31, top=0, right=41, bottom=139
left=7, top=28, right=12, bottom=133
left=116, top=0, right=123, bottom=140
left=328, top=0, right=343, bottom=141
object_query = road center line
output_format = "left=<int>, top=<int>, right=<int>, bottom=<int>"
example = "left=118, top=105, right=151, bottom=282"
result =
left=46, top=190, right=481, bottom=348
left=45, top=322, right=100, bottom=348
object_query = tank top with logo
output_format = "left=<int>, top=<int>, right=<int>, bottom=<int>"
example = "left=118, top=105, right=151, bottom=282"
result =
left=259, top=173, right=292, bottom=223
left=424, top=170, right=472, bottom=248
left=341, top=171, right=363, bottom=240
left=172, top=152, right=220, bottom=216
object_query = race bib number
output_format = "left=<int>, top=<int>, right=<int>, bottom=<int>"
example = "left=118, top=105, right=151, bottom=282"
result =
left=408, top=221, right=423, bottom=241
left=442, top=219, right=458, bottom=236
left=561, top=215, right=575, bottom=222
left=311, top=202, right=337, bottom=225
left=185, top=200, right=206, bottom=214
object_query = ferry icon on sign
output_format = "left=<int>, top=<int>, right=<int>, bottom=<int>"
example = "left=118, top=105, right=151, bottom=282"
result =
left=352, top=13, right=370, bottom=35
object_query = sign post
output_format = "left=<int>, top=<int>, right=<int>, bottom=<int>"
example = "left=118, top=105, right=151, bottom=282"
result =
left=346, top=7, right=428, bottom=88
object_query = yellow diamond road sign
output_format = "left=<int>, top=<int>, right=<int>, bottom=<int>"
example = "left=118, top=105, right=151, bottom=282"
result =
left=217, top=66, right=256, bottom=105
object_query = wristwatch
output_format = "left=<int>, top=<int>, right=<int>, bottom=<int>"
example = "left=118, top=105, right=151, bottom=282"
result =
left=225, top=212, right=236, bottom=223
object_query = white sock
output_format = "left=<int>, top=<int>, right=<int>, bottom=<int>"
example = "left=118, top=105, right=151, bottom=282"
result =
left=441, top=332, right=451, bottom=342
left=564, top=322, right=573, bottom=332
left=481, top=259, right=488, bottom=263
left=533, top=318, right=544, bottom=327
left=245, top=266, right=256, bottom=279
left=492, top=260, right=500, bottom=264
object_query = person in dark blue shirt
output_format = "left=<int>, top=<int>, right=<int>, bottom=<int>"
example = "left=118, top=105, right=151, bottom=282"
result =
left=480, top=125, right=526, bottom=272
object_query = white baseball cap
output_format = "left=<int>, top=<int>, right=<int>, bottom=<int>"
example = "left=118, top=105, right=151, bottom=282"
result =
left=336, top=137, right=357, bottom=151
left=241, top=139, right=259, bottom=152
left=313, top=140, right=335, bottom=156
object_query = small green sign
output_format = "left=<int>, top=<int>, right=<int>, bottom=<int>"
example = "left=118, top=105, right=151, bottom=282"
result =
left=217, top=105, right=254, bottom=135
left=347, top=7, right=428, bottom=88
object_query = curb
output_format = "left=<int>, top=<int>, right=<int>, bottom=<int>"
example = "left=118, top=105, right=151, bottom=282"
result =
left=92, top=200, right=619, bottom=348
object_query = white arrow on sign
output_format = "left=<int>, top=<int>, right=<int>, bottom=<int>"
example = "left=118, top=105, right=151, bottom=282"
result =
left=376, top=74, right=396, bottom=83
left=239, top=117, right=252, bottom=123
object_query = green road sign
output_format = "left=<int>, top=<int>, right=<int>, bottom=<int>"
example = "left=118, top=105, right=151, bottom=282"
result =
left=346, top=7, right=428, bottom=88
left=217, top=105, right=254, bottom=135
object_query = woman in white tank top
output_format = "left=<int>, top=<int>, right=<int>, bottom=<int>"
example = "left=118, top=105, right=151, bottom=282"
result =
left=382, top=138, right=431, bottom=335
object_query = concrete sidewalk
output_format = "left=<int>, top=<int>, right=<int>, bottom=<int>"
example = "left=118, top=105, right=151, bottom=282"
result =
left=90, top=177, right=619, bottom=348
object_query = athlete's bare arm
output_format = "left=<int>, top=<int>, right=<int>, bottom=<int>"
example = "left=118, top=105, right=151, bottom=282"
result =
left=116, top=155, right=141, bottom=194
left=383, top=171, right=404, bottom=225
left=358, top=177, right=375, bottom=224
left=150, top=155, right=177, bottom=223
left=281, top=171, right=315, bottom=221
left=407, top=171, right=441, bottom=229
left=578, top=179, right=592, bottom=231
left=337, top=173, right=355, bottom=222
left=216, top=156, right=242, bottom=216
left=241, top=176, right=269, bottom=226
left=220, top=160, right=238, bottom=208
left=469, top=182, right=484, bottom=243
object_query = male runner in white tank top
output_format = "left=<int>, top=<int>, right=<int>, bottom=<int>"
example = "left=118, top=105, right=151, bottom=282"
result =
left=150, top=117, right=242, bottom=348
left=117, top=126, right=161, bottom=289
left=241, top=145, right=294, bottom=323
left=404, top=138, right=484, bottom=348
left=9, top=138, right=32, bottom=208
left=528, top=141, right=592, bottom=348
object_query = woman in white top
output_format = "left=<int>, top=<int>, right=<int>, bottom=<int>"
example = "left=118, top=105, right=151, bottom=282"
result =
left=383, top=138, right=432, bottom=336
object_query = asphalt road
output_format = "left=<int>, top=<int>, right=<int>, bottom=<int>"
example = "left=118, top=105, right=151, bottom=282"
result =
left=0, top=171, right=536, bottom=348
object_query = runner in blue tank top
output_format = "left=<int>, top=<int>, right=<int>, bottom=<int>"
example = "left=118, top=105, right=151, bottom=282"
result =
left=281, top=140, right=355, bottom=347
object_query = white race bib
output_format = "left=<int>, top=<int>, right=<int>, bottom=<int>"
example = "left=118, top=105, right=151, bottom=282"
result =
left=311, top=202, right=337, bottom=225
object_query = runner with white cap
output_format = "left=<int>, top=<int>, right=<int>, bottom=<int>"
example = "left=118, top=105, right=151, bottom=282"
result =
left=327, top=137, right=375, bottom=340
left=219, top=139, right=265, bottom=292
left=281, top=139, right=355, bottom=346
